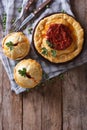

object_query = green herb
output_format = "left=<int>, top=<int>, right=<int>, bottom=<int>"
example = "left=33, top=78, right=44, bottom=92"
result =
left=61, top=10, right=65, bottom=13
left=11, top=18, right=15, bottom=24
left=18, top=7, right=22, bottom=13
left=42, top=71, right=49, bottom=79
left=6, top=41, right=14, bottom=51
left=28, top=27, right=33, bottom=34
left=51, top=50, right=57, bottom=57
left=46, top=5, right=50, bottom=8
left=46, top=40, right=53, bottom=47
left=2, top=13, right=7, bottom=31
left=30, top=20, right=34, bottom=24
left=22, top=26, right=26, bottom=30
left=41, top=47, right=48, bottom=56
left=18, top=68, right=26, bottom=77
left=59, top=74, right=64, bottom=80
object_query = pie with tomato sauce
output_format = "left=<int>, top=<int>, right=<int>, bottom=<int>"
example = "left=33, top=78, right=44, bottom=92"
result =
left=14, top=59, right=42, bottom=88
left=34, top=13, right=84, bottom=63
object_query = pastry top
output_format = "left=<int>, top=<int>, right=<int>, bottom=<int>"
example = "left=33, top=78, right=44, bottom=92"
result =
left=34, top=13, right=84, bottom=63
left=2, top=32, right=30, bottom=60
left=14, top=59, right=42, bottom=88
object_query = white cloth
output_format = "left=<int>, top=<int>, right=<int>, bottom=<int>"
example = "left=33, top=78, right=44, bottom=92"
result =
left=0, top=0, right=86, bottom=94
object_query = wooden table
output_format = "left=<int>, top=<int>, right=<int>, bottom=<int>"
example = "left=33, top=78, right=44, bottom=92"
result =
left=0, top=0, right=87, bottom=130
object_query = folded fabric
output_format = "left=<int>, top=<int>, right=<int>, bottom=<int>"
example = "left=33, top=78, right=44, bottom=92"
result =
left=0, top=0, right=86, bottom=94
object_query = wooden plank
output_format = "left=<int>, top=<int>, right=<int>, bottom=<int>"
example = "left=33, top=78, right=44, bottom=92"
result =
left=2, top=68, right=22, bottom=130
left=0, top=61, right=3, bottom=130
left=62, top=0, right=87, bottom=129
left=0, top=1, right=87, bottom=130
left=63, top=65, right=87, bottom=130
left=62, top=68, right=82, bottom=130
left=23, top=78, right=62, bottom=130
left=41, top=78, right=62, bottom=130
left=78, top=64, right=87, bottom=130
left=71, top=0, right=87, bottom=27
left=23, top=90, right=42, bottom=130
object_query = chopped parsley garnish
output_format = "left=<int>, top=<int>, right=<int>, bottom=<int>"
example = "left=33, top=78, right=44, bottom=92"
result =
left=59, top=74, right=64, bottom=80
left=46, top=5, right=50, bottom=8
left=18, top=68, right=26, bottom=77
left=18, top=7, right=22, bottom=13
left=42, top=71, right=49, bottom=79
left=51, top=50, right=57, bottom=57
left=28, top=27, right=33, bottom=34
left=6, top=41, right=14, bottom=51
left=11, top=18, right=15, bottom=24
left=46, top=40, right=53, bottom=47
left=61, top=10, right=65, bottom=13
left=2, top=13, right=7, bottom=31
left=41, top=47, right=48, bottom=56
left=30, top=20, right=34, bottom=24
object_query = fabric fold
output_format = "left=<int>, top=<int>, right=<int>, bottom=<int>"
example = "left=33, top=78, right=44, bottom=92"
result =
left=0, top=0, right=86, bottom=94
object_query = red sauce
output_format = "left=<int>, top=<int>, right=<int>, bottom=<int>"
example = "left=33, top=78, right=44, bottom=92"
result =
left=46, top=24, right=73, bottom=50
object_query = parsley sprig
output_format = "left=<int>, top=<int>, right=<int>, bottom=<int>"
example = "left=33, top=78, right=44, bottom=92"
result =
left=59, top=74, right=64, bottom=80
left=28, top=27, right=33, bottom=34
left=11, top=18, right=15, bottom=24
left=42, top=71, right=49, bottom=80
left=46, top=5, right=50, bottom=8
left=2, top=13, right=7, bottom=31
left=6, top=41, right=14, bottom=51
left=18, top=7, right=22, bottom=13
left=61, top=10, right=66, bottom=13
left=18, top=68, right=26, bottom=77
left=46, top=40, right=53, bottom=47
left=51, top=50, right=57, bottom=57
left=41, top=47, right=48, bottom=55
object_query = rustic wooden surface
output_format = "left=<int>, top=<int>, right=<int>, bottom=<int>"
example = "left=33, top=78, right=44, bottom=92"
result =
left=0, top=0, right=87, bottom=130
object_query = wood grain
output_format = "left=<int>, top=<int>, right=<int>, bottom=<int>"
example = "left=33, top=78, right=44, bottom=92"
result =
left=41, top=79, right=62, bottom=130
left=62, top=1, right=87, bottom=130
left=2, top=68, right=22, bottom=130
left=0, top=61, right=3, bottom=130
left=78, top=65, right=87, bottom=130
left=23, top=78, right=62, bottom=130
left=62, top=68, right=82, bottom=130
left=62, top=65, right=87, bottom=130
left=23, top=90, right=42, bottom=130
left=0, top=0, right=87, bottom=130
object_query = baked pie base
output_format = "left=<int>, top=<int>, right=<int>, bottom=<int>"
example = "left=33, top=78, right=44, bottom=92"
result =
left=2, top=32, right=30, bottom=60
left=14, top=59, right=42, bottom=88
left=34, top=13, right=84, bottom=63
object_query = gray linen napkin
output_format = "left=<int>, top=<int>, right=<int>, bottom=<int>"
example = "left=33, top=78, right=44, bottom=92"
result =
left=0, top=0, right=86, bottom=94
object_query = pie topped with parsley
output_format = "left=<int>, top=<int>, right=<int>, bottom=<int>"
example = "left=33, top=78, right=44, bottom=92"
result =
left=2, top=32, right=30, bottom=60
left=34, top=13, right=84, bottom=63
left=14, top=59, right=42, bottom=88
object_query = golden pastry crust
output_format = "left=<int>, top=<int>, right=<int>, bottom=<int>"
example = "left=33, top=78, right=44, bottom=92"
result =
left=2, top=32, right=30, bottom=60
left=14, top=59, right=42, bottom=88
left=34, top=13, right=84, bottom=63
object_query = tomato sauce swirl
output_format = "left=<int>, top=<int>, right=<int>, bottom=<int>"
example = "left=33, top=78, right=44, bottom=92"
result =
left=46, top=24, right=73, bottom=50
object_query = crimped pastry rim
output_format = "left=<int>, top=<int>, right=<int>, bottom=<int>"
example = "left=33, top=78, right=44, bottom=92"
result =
left=2, top=32, right=30, bottom=60
left=14, top=59, right=42, bottom=88
left=33, top=13, right=84, bottom=63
